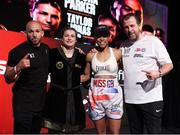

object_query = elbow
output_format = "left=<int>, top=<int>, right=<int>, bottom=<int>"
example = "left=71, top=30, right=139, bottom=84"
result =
left=166, top=63, right=174, bottom=74
left=81, top=74, right=90, bottom=83
left=86, top=74, right=90, bottom=82
left=172, top=63, right=174, bottom=69
left=5, top=78, right=13, bottom=84
left=4, top=75, right=14, bottom=84
left=86, top=74, right=90, bottom=80
left=170, top=63, right=174, bottom=71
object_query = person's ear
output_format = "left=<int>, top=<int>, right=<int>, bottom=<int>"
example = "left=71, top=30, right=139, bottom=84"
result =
left=24, top=31, right=28, bottom=37
left=139, top=23, right=143, bottom=31
left=41, top=30, right=44, bottom=37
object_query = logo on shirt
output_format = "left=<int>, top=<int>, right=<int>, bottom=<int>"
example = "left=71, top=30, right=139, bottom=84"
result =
left=133, top=48, right=146, bottom=58
left=93, top=79, right=114, bottom=88
left=134, top=48, right=146, bottom=52
left=56, top=61, right=63, bottom=69
left=123, top=48, right=131, bottom=57
left=96, top=65, right=110, bottom=72
left=107, top=80, right=114, bottom=88
left=29, top=53, right=35, bottom=58
left=124, top=48, right=131, bottom=54
left=75, top=64, right=82, bottom=69
left=133, top=54, right=143, bottom=57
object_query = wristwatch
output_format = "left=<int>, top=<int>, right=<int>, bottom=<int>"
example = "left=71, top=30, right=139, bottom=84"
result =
left=159, top=70, right=162, bottom=77
left=13, top=66, right=21, bottom=79
left=13, top=66, right=20, bottom=74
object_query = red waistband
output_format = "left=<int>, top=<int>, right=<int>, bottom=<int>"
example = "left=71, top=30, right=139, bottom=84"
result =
left=92, top=79, right=117, bottom=88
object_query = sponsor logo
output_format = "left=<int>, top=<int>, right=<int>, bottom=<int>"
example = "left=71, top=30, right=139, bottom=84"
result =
left=93, top=79, right=114, bottom=87
left=56, top=61, right=63, bottom=69
left=29, top=53, right=35, bottom=58
left=96, top=65, right=110, bottom=72
left=107, top=80, right=114, bottom=88
left=155, top=109, right=162, bottom=113
left=110, top=104, right=121, bottom=115
left=134, top=48, right=146, bottom=52
left=75, top=64, right=81, bottom=69
left=133, top=53, right=143, bottom=57
left=0, top=60, right=7, bottom=75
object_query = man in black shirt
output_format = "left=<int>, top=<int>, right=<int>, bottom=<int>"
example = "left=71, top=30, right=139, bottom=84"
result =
left=4, top=20, right=49, bottom=133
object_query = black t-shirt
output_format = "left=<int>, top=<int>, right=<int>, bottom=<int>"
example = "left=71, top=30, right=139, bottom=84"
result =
left=7, top=41, right=49, bottom=111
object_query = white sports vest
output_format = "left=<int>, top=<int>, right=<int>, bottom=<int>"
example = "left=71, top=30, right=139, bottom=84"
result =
left=92, top=48, right=118, bottom=77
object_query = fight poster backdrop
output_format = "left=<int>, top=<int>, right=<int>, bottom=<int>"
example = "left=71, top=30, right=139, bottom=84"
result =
left=0, top=0, right=168, bottom=133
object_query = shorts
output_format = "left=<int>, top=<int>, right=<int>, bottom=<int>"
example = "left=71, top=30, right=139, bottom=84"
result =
left=88, top=78, right=123, bottom=120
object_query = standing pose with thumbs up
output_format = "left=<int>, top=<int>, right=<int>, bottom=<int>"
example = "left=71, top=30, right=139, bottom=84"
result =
left=4, top=20, right=49, bottom=134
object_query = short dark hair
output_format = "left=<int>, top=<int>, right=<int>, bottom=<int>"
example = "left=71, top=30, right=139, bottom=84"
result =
left=60, top=27, right=78, bottom=39
left=98, top=14, right=119, bottom=27
left=120, top=13, right=141, bottom=28
left=142, top=24, right=154, bottom=33
left=32, top=0, right=61, bottom=11
left=93, top=25, right=110, bottom=38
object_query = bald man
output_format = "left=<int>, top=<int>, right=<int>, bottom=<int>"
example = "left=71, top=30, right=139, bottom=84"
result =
left=4, top=20, right=49, bottom=133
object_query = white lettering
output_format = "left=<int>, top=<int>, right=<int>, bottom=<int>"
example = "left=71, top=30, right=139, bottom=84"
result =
left=67, top=13, right=92, bottom=27
left=0, top=60, right=7, bottom=75
left=70, top=23, right=91, bottom=36
left=118, top=69, right=124, bottom=81
left=64, top=0, right=71, bottom=8
left=64, top=0, right=97, bottom=15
